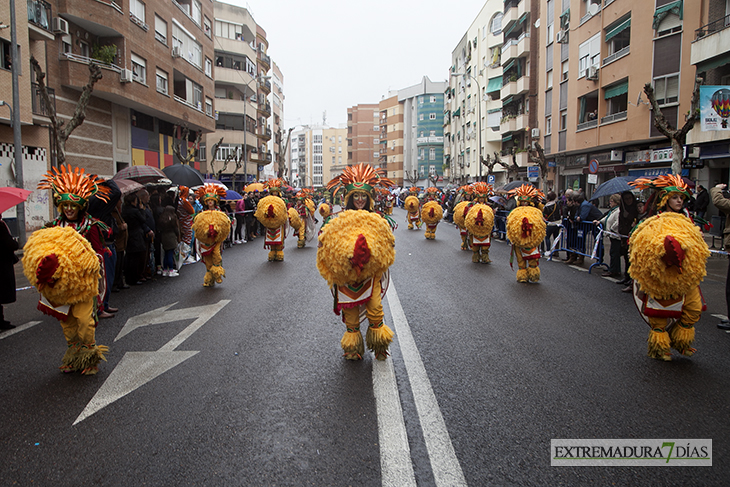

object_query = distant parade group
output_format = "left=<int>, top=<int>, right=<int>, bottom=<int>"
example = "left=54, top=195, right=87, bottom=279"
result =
left=15, top=162, right=710, bottom=374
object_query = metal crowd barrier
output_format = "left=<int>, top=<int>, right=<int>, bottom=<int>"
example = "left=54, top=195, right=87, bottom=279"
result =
left=545, top=219, right=608, bottom=274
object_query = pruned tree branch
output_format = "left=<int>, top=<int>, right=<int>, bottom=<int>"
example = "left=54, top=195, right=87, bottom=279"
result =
left=173, top=124, right=201, bottom=165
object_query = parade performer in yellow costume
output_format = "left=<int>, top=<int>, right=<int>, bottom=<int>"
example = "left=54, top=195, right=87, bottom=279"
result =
left=192, top=184, right=231, bottom=287
left=465, top=202, right=494, bottom=263
left=317, top=163, right=396, bottom=361
left=293, top=189, right=316, bottom=248
left=421, top=187, right=443, bottom=240
left=628, top=174, right=709, bottom=361
left=24, top=165, right=111, bottom=375
left=255, top=178, right=288, bottom=261
left=404, top=187, right=422, bottom=230
left=452, top=185, right=474, bottom=250
left=507, top=185, right=546, bottom=282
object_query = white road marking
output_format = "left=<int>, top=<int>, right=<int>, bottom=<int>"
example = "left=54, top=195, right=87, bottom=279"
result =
left=372, top=358, right=417, bottom=487
left=385, top=283, right=468, bottom=487
left=0, top=321, right=41, bottom=339
left=75, top=300, right=230, bottom=425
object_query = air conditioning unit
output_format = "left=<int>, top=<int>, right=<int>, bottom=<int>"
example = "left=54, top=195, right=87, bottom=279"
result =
left=531, top=128, right=540, bottom=138
left=556, top=30, right=568, bottom=43
left=172, top=46, right=181, bottom=58
left=52, top=17, right=69, bottom=35
left=610, top=150, right=623, bottom=162
left=120, top=69, right=133, bottom=83
left=587, top=66, right=599, bottom=80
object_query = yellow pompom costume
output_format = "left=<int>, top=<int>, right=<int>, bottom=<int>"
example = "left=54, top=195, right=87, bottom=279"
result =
left=193, top=184, right=230, bottom=287
left=421, top=201, right=443, bottom=240
left=465, top=203, right=494, bottom=263
left=255, top=179, right=289, bottom=261
left=629, top=175, right=709, bottom=361
left=453, top=200, right=472, bottom=250
left=405, top=187, right=421, bottom=230
left=293, top=189, right=316, bottom=248
left=507, top=185, right=546, bottom=283
left=465, top=183, right=496, bottom=260
left=319, top=163, right=396, bottom=360
left=27, top=164, right=112, bottom=376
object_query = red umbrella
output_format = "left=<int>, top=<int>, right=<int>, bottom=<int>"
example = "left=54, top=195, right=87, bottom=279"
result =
left=0, top=187, right=33, bottom=214
left=112, top=165, right=166, bottom=184
left=114, top=178, right=145, bottom=195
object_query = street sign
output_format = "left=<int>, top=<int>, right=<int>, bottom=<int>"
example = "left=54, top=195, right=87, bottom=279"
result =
left=487, top=174, right=495, bottom=183
left=527, top=166, right=539, bottom=181
left=588, top=159, right=599, bottom=174
left=587, top=173, right=598, bottom=185
left=258, top=165, right=264, bottom=171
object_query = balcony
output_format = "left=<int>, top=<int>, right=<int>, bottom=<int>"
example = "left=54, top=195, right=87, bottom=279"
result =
left=692, top=15, right=730, bottom=69
left=259, top=52, right=271, bottom=70
left=27, top=0, right=54, bottom=41
left=502, top=32, right=530, bottom=63
left=215, top=37, right=256, bottom=61
left=576, top=119, right=598, bottom=131
left=501, top=113, right=528, bottom=133
left=502, top=0, right=530, bottom=32
left=214, top=66, right=256, bottom=90
left=600, top=111, right=627, bottom=125
left=259, top=79, right=271, bottom=94
left=257, top=102, right=271, bottom=117
left=603, top=45, right=630, bottom=66
left=214, top=97, right=257, bottom=116
left=259, top=127, right=272, bottom=140
left=501, top=75, right=530, bottom=98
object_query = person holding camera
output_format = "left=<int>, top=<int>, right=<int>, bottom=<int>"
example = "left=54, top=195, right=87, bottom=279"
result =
left=711, top=183, right=730, bottom=330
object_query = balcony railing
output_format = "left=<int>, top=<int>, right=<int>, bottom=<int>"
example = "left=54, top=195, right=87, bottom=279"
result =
left=61, top=52, right=123, bottom=73
left=27, top=0, right=52, bottom=31
left=695, top=14, right=730, bottom=40
left=600, top=111, right=627, bottom=124
left=31, top=82, right=55, bottom=117
left=603, top=45, right=630, bottom=65
left=576, top=119, right=598, bottom=131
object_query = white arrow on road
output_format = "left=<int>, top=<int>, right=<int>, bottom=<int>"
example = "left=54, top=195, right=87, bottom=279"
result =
left=74, top=299, right=230, bottom=425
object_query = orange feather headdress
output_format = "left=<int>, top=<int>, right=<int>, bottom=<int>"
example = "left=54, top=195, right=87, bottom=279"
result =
left=326, top=163, right=394, bottom=209
left=509, top=184, right=545, bottom=205
left=630, top=174, right=691, bottom=211
left=38, top=164, right=110, bottom=208
left=195, top=183, right=226, bottom=204
left=471, top=182, right=494, bottom=199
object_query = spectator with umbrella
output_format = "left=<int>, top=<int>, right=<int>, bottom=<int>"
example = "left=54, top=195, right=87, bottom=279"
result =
left=0, top=188, right=28, bottom=330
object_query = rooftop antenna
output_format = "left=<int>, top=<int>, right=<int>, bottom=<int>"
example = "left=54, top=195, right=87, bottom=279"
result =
left=322, top=110, right=327, bottom=126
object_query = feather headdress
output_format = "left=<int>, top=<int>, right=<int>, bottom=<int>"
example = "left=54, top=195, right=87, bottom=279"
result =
left=326, top=163, right=394, bottom=200
left=471, top=182, right=494, bottom=199
left=630, top=174, right=691, bottom=211
left=266, top=178, right=288, bottom=195
left=195, top=183, right=226, bottom=204
left=38, top=164, right=110, bottom=208
left=509, top=184, right=545, bottom=205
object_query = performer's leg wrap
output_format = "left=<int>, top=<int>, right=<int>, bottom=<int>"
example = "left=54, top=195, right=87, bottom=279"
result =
left=472, top=248, right=480, bottom=263
left=61, top=299, right=108, bottom=373
left=363, top=279, right=392, bottom=360
left=202, top=254, right=215, bottom=286
left=670, top=287, right=702, bottom=355
left=647, top=317, right=672, bottom=360
left=480, top=247, right=491, bottom=264
left=341, top=307, right=364, bottom=360
left=527, top=259, right=540, bottom=281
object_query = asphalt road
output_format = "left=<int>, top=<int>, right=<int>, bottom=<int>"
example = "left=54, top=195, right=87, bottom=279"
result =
left=1, top=207, right=729, bottom=486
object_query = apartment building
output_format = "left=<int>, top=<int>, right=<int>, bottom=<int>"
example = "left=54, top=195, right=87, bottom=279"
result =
left=446, top=0, right=507, bottom=186
left=378, top=95, right=403, bottom=186
left=1, top=0, right=216, bottom=233
left=267, top=60, right=285, bottom=180
left=290, top=124, right=347, bottom=188
left=346, top=104, right=379, bottom=170
left=537, top=0, right=701, bottom=194
left=204, top=0, right=271, bottom=190
left=688, top=0, right=730, bottom=194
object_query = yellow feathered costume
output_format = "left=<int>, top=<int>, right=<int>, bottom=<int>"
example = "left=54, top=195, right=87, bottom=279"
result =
left=404, top=194, right=421, bottom=230
left=421, top=201, right=443, bottom=240
left=23, top=225, right=109, bottom=374
left=192, top=210, right=231, bottom=286
left=255, top=189, right=289, bottom=261
left=453, top=200, right=472, bottom=250
left=507, top=205, right=546, bottom=282
left=465, top=203, right=494, bottom=263
left=319, top=163, right=396, bottom=360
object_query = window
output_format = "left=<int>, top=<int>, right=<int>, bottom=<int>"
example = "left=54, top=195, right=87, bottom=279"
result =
left=561, top=60, right=569, bottom=81
left=604, top=80, right=628, bottom=120
left=131, top=53, right=146, bottom=84
left=191, top=0, right=202, bottom=26
left=653, top=74, right=679, bottom=105
left=419, top=97, right=424, bottom=106
left=430, top=95, right=436, bottom=103
left=560, top=110, right=567, bottom=131
left=547, top=23, right=554, bottom=45
left=547, top=69, right=553, bottom=90
left=205, top=97, right=213, bottom=116
left=429, top=148, right=436, bottom=161
left=545, top=116, right=552, bottom=135
left=490, top=12, right=503, bottom=35
left=172, top=21, right=202, bottom=68
left=193, top=82, right=202, bottom=110
left=430, top=130, right=436, bottom=137
left=578, top=91, right=599, bottom=125
left=0, top=39, right=13, bottom=70
left=79, top=41, right=90, bottom=58
left=155, top=15, right=167, bottom=44
left=204, top=16, right=211, bottom=38
left=419, top=113, right=424, bottom=121
left=578, top=34, right=601, bottom=78
left=61, top=35, right=71, bottom=54
left=156, top=68, right=168, bottom=94
left=419, top=148, right=425, bottom=161
left=130, top=0, right=145, bottom=23
left=205, top=57, right=212, bottom=77
left=605, top=16, right=630, bottom=57
left=429, top=113, right=436, bottom=120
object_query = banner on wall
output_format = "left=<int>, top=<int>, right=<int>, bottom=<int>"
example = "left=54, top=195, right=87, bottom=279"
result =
left=700, top=86, right=730, bottom=131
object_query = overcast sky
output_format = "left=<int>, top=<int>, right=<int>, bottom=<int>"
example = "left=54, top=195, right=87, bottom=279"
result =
left=223, top=0, right=488, bottom=129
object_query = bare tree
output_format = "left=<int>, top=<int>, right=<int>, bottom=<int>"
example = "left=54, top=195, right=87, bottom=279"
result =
left=30, top=56, right=102, bottom=165
left=278, top=127, right=294, bottom=178
left=173, top=124, right=202, bottom=166
left=643, top=77, right=702, bottom=175
left=528, top=142, right=549, bottom=191
left=494, top=149, right=521, bottom=181
left=205, top=137, right=225, bottom=176
left=405, top=170, right=420, bottom=187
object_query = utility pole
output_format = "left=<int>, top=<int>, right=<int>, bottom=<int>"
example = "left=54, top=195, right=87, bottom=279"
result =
left=9, top=0, right=26, bottom=244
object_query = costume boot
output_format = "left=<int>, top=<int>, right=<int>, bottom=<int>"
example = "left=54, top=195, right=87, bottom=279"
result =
left=670, top=322, right=696, bottom=356
left=527, top=265, right=540, bottom=282
left=647, top=328, right=672, bottom=361
left=516, top=268, right=529, bottom=283
left=341, top=326, right=364, bottom=360
left=480, top=249, right=491, bottom=264
left=268, top=250, right=276, bottom=261
left=366, top=321, right=394, bottom=361
left=472, top=250, right=480, bottom=263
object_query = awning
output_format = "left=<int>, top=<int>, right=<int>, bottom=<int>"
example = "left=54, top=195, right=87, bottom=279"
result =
left=502, top=134, right=513, bottom=142
left=653, top=0, right=683, bottom=30
left=486, top=76, right=502, bottom=93
left=487, top=108, right=502, bottom=114
left=453, top=107, right=461, bottom=117
left=559, top=8, right=570, bottom=26
left=503, top=59, right=516, bottom=72
left=605, top=18, right=630, bottom=42
left=604, top=80, right=629, bottom=99
left=502, top=95, right=515, bottom=106
left=697, top=51, right=730, bottom=73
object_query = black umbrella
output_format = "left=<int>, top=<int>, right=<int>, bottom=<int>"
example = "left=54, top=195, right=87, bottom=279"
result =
left=499, top=180, right=534, bottom=192
left=162, top=164, right=205, bottom=187
left=589, top=176, right=638, bottom=201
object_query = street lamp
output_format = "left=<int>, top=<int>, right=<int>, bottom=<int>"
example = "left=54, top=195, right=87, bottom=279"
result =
left=357, top=141, right=372, bottom=164
left=451, top=72, right=483, bottom=182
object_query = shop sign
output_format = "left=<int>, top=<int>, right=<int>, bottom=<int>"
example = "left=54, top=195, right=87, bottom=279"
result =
left=651, top=148, right=673, bottom=162
left=625, top=150, right=651, bottom=164
left=566, top=155, right=587, bottom=167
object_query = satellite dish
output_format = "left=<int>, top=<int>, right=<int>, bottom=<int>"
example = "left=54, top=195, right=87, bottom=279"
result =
left=588, top=3, right=599, bottom=16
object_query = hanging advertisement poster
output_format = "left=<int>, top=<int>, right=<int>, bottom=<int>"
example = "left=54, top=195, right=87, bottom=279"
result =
left=700, top=86, right=730, bottom=131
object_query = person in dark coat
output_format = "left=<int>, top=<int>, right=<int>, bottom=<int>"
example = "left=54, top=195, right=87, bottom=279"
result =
left=0, top=216, right=19, bottom=330
left=88, top=179, right=121, bottom=315
left=122, top=192, right=153, bottom=285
